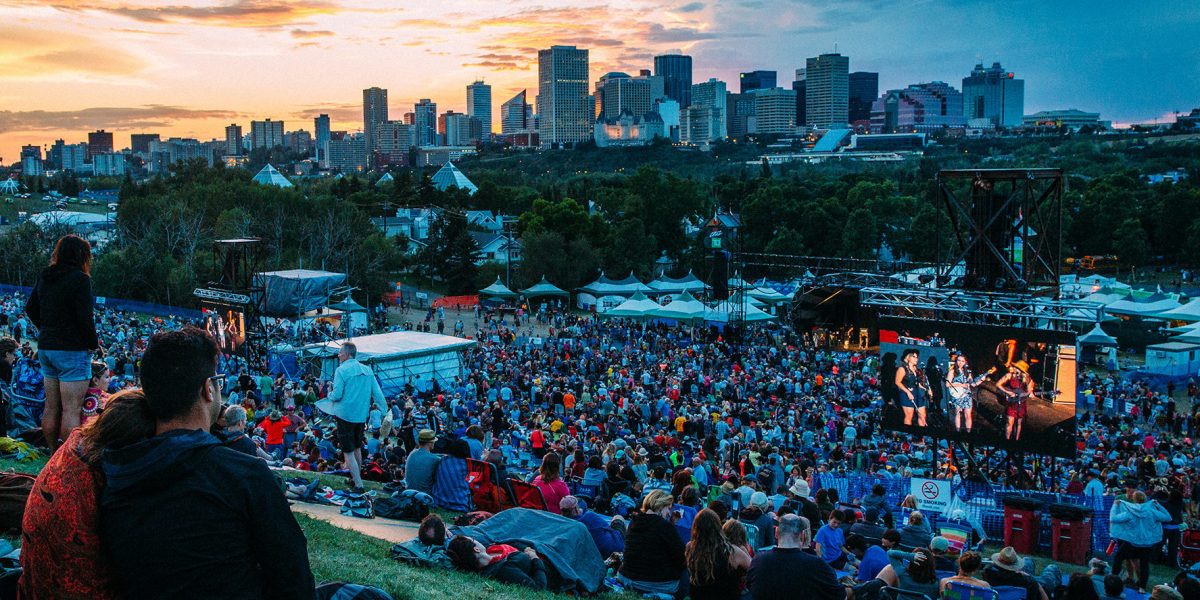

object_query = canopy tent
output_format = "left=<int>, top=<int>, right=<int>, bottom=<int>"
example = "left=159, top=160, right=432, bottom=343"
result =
left=646, top=270, right=710, bottom=295
left=728, top=291, right=767, bottom=309
left=326, top=296, right=369, bottom=334
left=1079, top=288, right=1132, bottom=306
left=600, top=292, right=660, bottom=318
left=1166, top=321, right=1200, bottom=335
left=726, top=277, right=754, bottom=291
left=1150, top=298, right=1200, bottom=322
left=1104, top=292, right=1182, bottom=318
left=753, top=278, right=802, bottom=297
left=747, top=286, right=791, bottom=304
left=576, top=271, right=652, bottom=310
left=1060, top=274, right=1130, bottom=298
left=479, top=277, right=518, bottom=300
left=303, top=331, right=476, bottom=395
left=256, top=269, right=347, bottom=316
left=648, top=291, right=707, bottom=320
left=703, top=302, right=777, bottom=323
left=1077, top=324, right=1118, bottom=346
left=520, top=276, right=569, bottom=298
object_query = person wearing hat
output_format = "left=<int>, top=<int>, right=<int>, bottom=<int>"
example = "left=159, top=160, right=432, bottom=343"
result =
left=403, top=429, right=443, bottom=495
left=315, top=341, right=385, bottom=493
left=997, top=360, right=1035, bottom=441
left=740, top=491, right=778, bottom=550
left=785, top=480, right=823, bottom=539
left=980, top=547, right=1049, bottom=600
left=256, top=408, right=291, bottom=460
left=559, top=495, right=625, bottom=558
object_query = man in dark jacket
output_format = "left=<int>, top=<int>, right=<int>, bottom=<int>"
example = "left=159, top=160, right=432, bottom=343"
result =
left=99, top=327, right=314, bottom=600
left=560, top=495, right=625, bottom=557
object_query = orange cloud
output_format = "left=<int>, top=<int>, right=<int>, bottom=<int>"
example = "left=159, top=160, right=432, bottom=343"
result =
left=0, top=105, right=241, bottom=134
left=291, top=28, right=335, bottom=38
left=0, top=27, right=145, bottom=79
left=36, top=0, right=344, bottom=29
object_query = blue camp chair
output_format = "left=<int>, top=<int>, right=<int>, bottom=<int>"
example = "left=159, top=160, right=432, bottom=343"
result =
left=943, top=581, right=1000, bottom=600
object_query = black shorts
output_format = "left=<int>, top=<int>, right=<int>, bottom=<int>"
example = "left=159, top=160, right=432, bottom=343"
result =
left=334, top=417, right=366, bottom=453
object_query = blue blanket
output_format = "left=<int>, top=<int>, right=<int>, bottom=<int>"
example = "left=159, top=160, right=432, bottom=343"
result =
left=454, top=508, right=605, bottom=594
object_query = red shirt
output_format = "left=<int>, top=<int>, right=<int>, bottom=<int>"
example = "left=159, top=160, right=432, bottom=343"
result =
left=258, top=417, right=291, bottom=445
left=530, top=429, right=545, bottom=449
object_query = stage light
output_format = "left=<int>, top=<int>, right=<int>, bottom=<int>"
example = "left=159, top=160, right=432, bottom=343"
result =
left=977, top=276, right=989, bottom=289
left=994, top=277, right=1008, bottom=290
left=918, top=274, right=935, bottom=285
left=936, top=275, right=951, bottom=287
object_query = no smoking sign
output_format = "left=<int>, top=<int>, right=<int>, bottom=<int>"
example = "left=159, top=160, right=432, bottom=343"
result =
left=911, top=477, right=951, bottom=512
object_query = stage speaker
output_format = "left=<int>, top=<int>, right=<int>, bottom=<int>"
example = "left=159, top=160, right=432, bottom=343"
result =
left=712, top=251, right=730, bottom=300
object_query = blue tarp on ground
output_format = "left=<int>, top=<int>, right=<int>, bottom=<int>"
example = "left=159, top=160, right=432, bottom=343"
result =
left=454, top=508, right=606, bottom=594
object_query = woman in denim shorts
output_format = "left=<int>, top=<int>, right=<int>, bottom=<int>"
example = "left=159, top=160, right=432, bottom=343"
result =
left=25, top=234, right=100, bottom=453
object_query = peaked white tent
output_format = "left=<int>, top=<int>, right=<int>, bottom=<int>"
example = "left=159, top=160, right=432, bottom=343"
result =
left=601, top=292, right=660, bottom=318
left=1151, top=298, right=1200, bottom=322
left=252, top=164, right=293, bottom=188
left=647, top=271, right=709, bottom=295
left=431, top=162, right=478, bottom=195
left=576, top=271, right=652, bottom=310
left=1104, top=293, right=1182, bottom=318
left=747, top=286, right=790, bottom=304
left=648, top=291, right=707, bottom=320
left=479, top=277, right=518, bottom=300
left=1077, top=324, right=1118, bottom=346
left=703, top=302, right=776, bottom=323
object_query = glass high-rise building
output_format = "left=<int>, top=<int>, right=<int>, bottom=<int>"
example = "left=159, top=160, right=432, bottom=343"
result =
left=537, top=45, right=590, bottom=148
left=224, top=124, right=242, bottom=156
left=250, top=119, right=284, bottom=149
left=362, top=87, right=388, bottom=156
left=961, top=62, right=1024, bottom=128
left=805, top=53, right=849, bottom=128
left=871, top=81, right=965, bottom=134
left=501, top=90, right=531, bottom=134
left=848, top=71, right=879, bottom=124
left=414, top=99, right=438, bottom=146
left=654, top=54, right=693, bottom=108
left=314, top=114, right=330, bottom=165
left=739, top=70, right=777, bottom=93
left=466, top=80, right=492, bottom=138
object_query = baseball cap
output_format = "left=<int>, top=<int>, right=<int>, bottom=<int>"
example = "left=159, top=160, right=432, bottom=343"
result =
left=930, top=536, right=950, bottom=552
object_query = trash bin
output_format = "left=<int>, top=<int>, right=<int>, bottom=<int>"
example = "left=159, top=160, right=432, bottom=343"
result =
left=1002, top=496, right=1042, bottom=554
left=1049, top=503, right=1092, bottom=564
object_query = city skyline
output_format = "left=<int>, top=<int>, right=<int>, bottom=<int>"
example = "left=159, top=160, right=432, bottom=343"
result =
left=1, top=0, right=1197, bottom=161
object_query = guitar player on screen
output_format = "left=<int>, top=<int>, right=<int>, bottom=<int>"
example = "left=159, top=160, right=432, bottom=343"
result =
left=996, top=360, right=1036, bottom=441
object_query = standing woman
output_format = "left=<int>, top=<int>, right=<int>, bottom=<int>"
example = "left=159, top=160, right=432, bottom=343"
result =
left=946, top=354, right=985, bottom=433
left=25, top=234, right=99, bottom=453
left=895, top=349, right=930, bottom=427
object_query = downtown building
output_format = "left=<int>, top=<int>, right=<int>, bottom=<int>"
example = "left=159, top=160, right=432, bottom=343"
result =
left=752, top=88, right=798, bottom=135
left=596, top=71, right=665, bottom=122
left=224, top=124, right=243, bottom=156
left=871, top=81, right=966, bottom=134
left=739, top=70, right=777, bottom=93
left=654, top=54, right=693, bottom=108
left=363, top=87, right=389, bottom=159
left=413, top=99, right=438, bottom=147
left=962, top=62, right=1024, bottom=128
left=250, top=119, right=284, bottom=150
left=439, top=111, right=473, bottom=146
left=499, top=90, right=537, bottom=146
left=537, top=45, right=591, bottom=148
left=466, top=80, right=492, bottom=141
left=326, top=132, right=366, bottom=172
left=848, top=71, right=879, bottom=125
left=805, top=53, right=849, bottom=128
left=87, top=130, right=113, bottom=160
left=314, top=114, right=331, bottom=167
left=375, top=121, right=414, bottom=166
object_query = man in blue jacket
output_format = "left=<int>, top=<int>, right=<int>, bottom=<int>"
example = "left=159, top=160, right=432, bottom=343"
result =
left=316, top=341, right=385, bottom=493
left=560, top=495, right=625, bottom=558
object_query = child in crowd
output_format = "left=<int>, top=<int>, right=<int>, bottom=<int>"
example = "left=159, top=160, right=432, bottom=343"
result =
left=81, top=361, right=110, bottom=426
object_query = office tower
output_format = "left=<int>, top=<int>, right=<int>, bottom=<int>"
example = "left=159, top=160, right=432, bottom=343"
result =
left=326, top=132, right=366, bottom=172
left=375, top=121, right=413, bottom=166
left=362, top=87, right=388, bottom=155
left=87, top=130, right=113, bottom=160
left=805, top=53, right=850, bottom=128
left=598, top=72, right=665, bottom=121
left=93, top=153, right=127, bottom=176
left=20, top=145, right=41, bottom=161
left=871, top=81, right=965, bottom=133
left=689, top=78, right=728, bottom=140
left=414, top=99, right=438, bottom=146
left=60, top=143, right=88, bottom=172
left=439, top=111, right=473, bottom=146
left=726, top=93, right=756, bottom=139
left=753, top=88, right=798, bottom=135
left=250, top=119, right=285, bottom=149
left=314, top=114, right=331, bottom=165
left=284, top=129, right=311, bottom=155
left=224, top=124, right=242, bottom=156
left=848, top=71, right=879, bottom=124
left=403, top=112, right=415, bottom=125
left=962, top=62, right=1024, bottom=127
left=654, top=54, right=693, bottom=108
left=130, top=133, right=159, bottom=154
left=537, top=45, right=590, bottom=148
left=501, top=90, right=532, bottom=134
left=466, top=80, right=492, bottom=138
left=48, top=140, right=64, bottom=170
left=792, top=68, right=807, bottom=127
left=739, top=70, right=777, bottom=93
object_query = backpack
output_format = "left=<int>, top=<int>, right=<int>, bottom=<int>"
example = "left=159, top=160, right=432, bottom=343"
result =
left=315, top=581, right=394, bottom=600
left=756, top=465, right=774, bottom=490
left=339, top=493, right=374, bottom=519
left=11, top=359, right=43, bottom=401
left=374, top=492, right=430, bottom=522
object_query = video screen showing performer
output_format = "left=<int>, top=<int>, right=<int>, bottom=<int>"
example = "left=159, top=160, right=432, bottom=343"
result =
left=203, top=308, right=246, bottom=356
left=877, top=316, right=1077, bottom=457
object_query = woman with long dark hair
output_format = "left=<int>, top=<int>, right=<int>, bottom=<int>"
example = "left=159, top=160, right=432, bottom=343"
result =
left=532, top=451, right=570, bottom=514
left=686, top=509, right=750, bottom=600
left=25, top=234, right=99, bottom=452
left=895, top=349, right=930, bottom=427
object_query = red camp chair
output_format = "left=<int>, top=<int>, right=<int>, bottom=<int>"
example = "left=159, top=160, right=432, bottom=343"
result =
left=508, top=479, right=549, bottom=511
left=466, top=459, right=509, bottom=513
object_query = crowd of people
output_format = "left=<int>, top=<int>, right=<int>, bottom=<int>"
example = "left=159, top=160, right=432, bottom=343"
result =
left=3, top=234, right=1200, bottom=599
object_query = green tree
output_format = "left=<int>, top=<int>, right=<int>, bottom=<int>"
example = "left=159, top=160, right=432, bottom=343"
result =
left=841, top=208, right=878, bottom=258
left=419, top=215, right=479, bottom=294
left=1113, top=217, right=1149, bottom=267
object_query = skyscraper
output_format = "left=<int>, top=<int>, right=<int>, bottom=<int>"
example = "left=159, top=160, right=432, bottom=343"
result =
left=685, top=78, right=727, bottom=142
left=654, top=54, right=693, bottom=108
left=250, top=119, right=284, bottom=149
left=87, top=130, right=113, bottom=160
left=792, top=68, right=807, bottom=127
left=439, top=111, right=473, bottom=146
left=848, top=71, right=879, bottom=124
left=314, top=114, right=331, bottom=165
left=414, top=99, right=438, bottom=146
left=501, top=90, right=532, bottom=134
left=961, top=62, right=1024, bottom=127
left=753, top=88, right=798, bottom=135
left=224, top=124, right=242, bottom=156
left=805, top=53, right=850, bottom=128
left=537, top=45, right=590, bottom=148
left=362, top=87, right=388, bottom=155
left=870, top=81, right=965, bottom=134
left=375, top=120, right=413, bottom=166
left=130, top=133, right=159, bottom=154
left=739, top=70, right=777, bottom=93
left=726, top=93, right=756, bottom=139
left=598, top=72, right=664, bottom=121
left=466, top=80, right=492, bottom=138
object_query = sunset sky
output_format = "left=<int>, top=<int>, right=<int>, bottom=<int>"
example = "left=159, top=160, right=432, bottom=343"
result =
left=1, top=0, right=1197, bottom=162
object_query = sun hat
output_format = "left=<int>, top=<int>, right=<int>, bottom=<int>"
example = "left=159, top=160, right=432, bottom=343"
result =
left=418, top=429, right=437, bottom=444
left=789, top=480, right=810, bottom=498
left=991, top=547, right=1025, bottom=572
